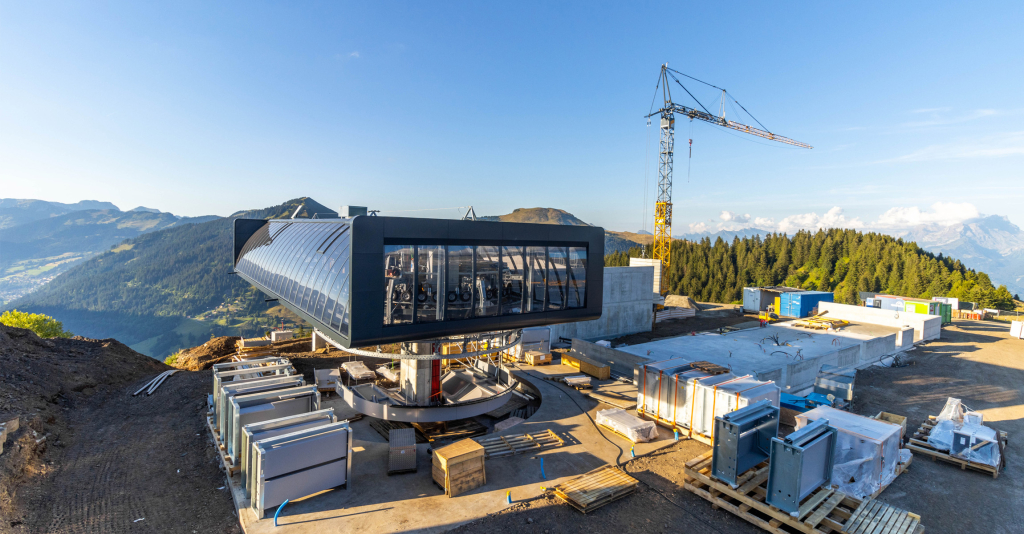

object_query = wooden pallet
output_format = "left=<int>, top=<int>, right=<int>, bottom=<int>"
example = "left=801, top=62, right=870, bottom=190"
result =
left=474, top=429, right=564, bottom=458
left=843, top=498, right=923, bottom=534
left=205, top=415, right=240, bottom=475
left=485, top=396, right=529, bottom=418
left=369, top=419, right=428, bottom=443
left=413, top=419, right=488, bottom=443
left=906, top=416, right=1007, bottom=478
left=552, top=465, right=638, bottom=514
left=682, top=450, right=924, bottom=534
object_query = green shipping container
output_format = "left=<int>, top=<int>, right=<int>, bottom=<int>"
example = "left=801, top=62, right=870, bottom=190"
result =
left=904, top=301, right=942, bottom=316
left=940, top=303, right=952, bottom=325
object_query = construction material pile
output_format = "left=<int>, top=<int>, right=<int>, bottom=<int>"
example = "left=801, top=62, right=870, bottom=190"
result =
left=596, top=408, right=657, bottom=443
left=927, top=397, right=1001, bottom=468
left=170, top=336, right=242, bottom=370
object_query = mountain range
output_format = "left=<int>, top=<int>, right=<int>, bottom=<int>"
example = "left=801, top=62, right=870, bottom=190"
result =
left=4, top=200, right=1019, bottom=359
left=0, top=199, right=218, bottom=303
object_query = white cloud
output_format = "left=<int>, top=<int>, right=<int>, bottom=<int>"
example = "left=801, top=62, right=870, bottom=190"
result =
left=753, top=217, right=775, bottom=228
left=719, top=211, right=750, bottom=223
left=349, top=51, right=360, bottom=58
left=688, top=222, right=709, bottom=233
left=777, top=207, right=863, bottom=233
left=872, top=202, right=979, bottom=228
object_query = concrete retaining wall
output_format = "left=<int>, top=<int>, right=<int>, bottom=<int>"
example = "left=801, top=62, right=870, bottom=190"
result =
left=818, top=302, right=941, bottom=342
left=549, top=267, right=653, bottom=342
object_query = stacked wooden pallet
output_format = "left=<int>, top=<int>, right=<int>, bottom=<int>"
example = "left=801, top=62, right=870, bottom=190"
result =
left=655, top=307, right=696, bottom=322
left=681, top=450, right=924, bottom=534
left=905, top=415, right=1007, bottom=478
left=474, top=429, right=564, bottom=458
left=552, top=465, right=639, bottom=514
left=793, top=317, right=849, bottom=330
left=413, top=419, right=488, bottom=443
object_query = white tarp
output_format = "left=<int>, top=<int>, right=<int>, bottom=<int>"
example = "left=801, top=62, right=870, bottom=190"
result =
left=796, top=406, right=905, bottom=499
left=596, top=408, right=658, bottom=443
left=1011, top=321, right=1023, bottom=340
left=927, top=397, right=1001, bottom=467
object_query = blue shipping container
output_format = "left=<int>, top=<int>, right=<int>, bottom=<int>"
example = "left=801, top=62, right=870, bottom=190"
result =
left=779, top=291, right=834, bottom=318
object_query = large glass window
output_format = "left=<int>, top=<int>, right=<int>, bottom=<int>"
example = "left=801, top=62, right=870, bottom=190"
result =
left=475, top=246, right=500, bottom=317
left=567, top=247, right=587, bottom=308
left=416, top=245, right=443, bottom=323
left=547, top=246, right=567, bottom=311
left=526, top=246, right=547, bottom=313
left=445, top=246, right=474, bottom=320
left=384, top=245, right=414, bottom=325
left=501, top=246, right=525, bottom=315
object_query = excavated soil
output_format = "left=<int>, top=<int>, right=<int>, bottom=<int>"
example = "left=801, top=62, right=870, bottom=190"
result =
left=171, top=336, right=241, bottom=371
left=0, top=325, right=239, bottom=534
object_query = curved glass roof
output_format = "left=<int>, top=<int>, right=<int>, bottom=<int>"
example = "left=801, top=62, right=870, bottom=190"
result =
left=235, top=220, right=352, bottom=337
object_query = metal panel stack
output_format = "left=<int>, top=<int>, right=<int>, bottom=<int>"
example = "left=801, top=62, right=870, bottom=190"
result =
left=388, top=428, right=418, bottom=474
left=639, top=357, right=693, bottom=421
left=226, top=385, right=321, bottom=463
left=711, top=400, right=779, bottom=486
left=240, top=409, right=337, bottom=497
left=813, top=364, right=855, bottom=403
left=251, top=421, right=352, bottom=518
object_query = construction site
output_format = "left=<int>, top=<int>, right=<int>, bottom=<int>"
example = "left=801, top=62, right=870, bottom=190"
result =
left=2, top=64, right=1022, bottom=534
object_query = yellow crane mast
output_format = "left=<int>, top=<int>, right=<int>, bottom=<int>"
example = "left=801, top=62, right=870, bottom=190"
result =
left=646, top=64, right=812, bottom=293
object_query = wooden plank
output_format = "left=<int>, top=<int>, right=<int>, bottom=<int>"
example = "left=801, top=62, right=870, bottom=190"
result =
left=685, top=449, right=714, bottom=468
left=798, top=489, right=833, bottom=522
left=737, top=468, right=770, bottom=496
left=805, top=491, right=845, bottom=529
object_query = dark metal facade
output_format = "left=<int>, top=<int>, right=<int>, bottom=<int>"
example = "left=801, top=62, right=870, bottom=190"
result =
left=234, top=216, right=603, bottom=348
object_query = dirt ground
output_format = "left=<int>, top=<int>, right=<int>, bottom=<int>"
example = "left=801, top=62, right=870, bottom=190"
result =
left=0, top=325, right=240, bottom=534
left=454, top=319, right=1024, bottom=534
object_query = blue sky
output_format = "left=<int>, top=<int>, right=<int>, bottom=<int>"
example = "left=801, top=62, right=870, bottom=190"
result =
left=2, top=1, right=1022, bottom=234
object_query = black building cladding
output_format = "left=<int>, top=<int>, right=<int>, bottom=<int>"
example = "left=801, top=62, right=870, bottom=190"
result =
left=233, top=216, right=604, bottom=348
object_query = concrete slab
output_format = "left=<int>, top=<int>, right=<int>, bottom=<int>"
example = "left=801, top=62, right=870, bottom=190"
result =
left=616, top=322, right=904, bottom=392
left=221, top=370, right=677, bottom=533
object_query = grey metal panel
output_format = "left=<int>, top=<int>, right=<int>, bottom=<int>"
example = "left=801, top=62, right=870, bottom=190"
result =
left=231, top=395, right=319, bottom=462
left=711, top=400, right=779, bottom=486
left=212, top=357, right=288, bottom=371
left=389, top=427, right=417, bottom=448
left=234, top=219, right=269, bottom=266
left=226, top=386, right=319, bottom=462
left=217, top=376, right=303, bottom=439
left=241, top=410, right=335, bottom=495
left=765, top=418, right=837, bottom=514
left=251, top=423, right=351, bottom=518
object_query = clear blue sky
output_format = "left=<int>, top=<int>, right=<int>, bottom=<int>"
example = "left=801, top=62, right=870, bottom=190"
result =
left=2, top=1, right=1022, bottom=234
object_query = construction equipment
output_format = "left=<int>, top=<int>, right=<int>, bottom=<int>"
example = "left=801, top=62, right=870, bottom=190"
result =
left=645, top=65, right=812, bottom=292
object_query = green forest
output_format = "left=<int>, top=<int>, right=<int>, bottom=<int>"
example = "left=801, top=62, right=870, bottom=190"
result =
left=605, top=228, right=1018, bottom=310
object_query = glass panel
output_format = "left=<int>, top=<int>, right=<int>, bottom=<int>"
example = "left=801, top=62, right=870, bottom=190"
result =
left=268, top=224, right=303, bottom=293
left=416, top=245, right=443, bottom=323
left=445, top=246, right=474, bottom=321
left=297, top=226, right=334, bottom=310
left=500, top=246, right=525, bottom=315
left=547, top=246, right=567, bottom=310
left=301, top=228, right=342, bottom=312
left=526, top=246, right=547, bottom=313
left=314, top=233, right=349, bottom=321
left=289, top=224, right=328, bottom=303
left=384, top=245, right=414, bottom=325
left=279, top=224, right=318, bottom=301
left=475, top=246, right=500, bottom=317
left=567, top=247, right=587, bottom=308
left=332, top=272, right=352, bottom=331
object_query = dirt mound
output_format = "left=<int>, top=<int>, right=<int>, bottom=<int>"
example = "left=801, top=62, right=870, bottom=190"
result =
left=171, top=336, right=241, bottom=371
left=664, top=295, right=698, bottom=309
left=0, top=324, right=167, bottom=528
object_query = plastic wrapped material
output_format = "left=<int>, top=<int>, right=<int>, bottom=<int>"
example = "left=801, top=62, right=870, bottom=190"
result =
left=342, top=361, right=376, bottom=381
left=795, top=406, right=902, bottom=500
left=596, top=408, right=658, bottom=443
left=951, top=423, right=1001, bottom=467
left=928, top=397, right=965, bottom=451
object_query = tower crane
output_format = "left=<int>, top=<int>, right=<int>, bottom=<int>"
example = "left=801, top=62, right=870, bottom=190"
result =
left=645, top=64, right=812, bottom=293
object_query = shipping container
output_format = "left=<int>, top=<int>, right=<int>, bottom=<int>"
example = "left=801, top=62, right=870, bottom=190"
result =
left=742, top=286, right=803, bottom=313
left=904, top=300, right=941, bottom=316
left=778, top=291, right=834, bottom=318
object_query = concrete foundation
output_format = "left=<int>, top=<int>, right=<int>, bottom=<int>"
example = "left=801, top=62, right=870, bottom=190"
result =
left=616, top=322, right=908, bottom=393
left=548, top=266, right=654, bottom=342
left=818, top=302, right=942, bottom=342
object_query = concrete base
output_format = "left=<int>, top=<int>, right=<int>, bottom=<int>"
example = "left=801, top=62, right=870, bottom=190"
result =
left=616, top=322, right=909, bottom=393
left=219, top=371, right=677, bottom=533
left=818, top=302, right=942, bottom=342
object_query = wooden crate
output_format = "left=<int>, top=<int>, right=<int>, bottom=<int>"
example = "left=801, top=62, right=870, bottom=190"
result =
left=560, top=352, right=611, bottom=380
left=682, top=450, right=924, bottom=534
left=525, top=351, right=552, bottom=366
left=432, top=438, right=486, bottom=497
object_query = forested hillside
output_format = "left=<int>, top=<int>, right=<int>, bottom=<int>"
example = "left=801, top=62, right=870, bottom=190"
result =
left=8, top=198, right=336, bottom=357
left=605, top=228, right=1017, bottom=309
